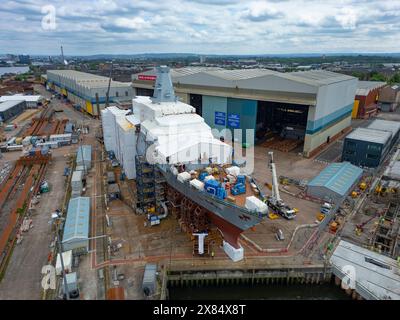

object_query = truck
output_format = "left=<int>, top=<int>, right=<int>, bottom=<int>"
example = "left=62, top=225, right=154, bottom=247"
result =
left=266, top=151, right=296, bottom=220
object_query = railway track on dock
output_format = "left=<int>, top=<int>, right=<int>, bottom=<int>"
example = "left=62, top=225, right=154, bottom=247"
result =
left=0, top=156, right=50, bottom=280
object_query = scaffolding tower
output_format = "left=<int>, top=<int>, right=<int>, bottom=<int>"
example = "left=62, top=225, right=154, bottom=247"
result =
left=135, top=155, right=166, bottom=213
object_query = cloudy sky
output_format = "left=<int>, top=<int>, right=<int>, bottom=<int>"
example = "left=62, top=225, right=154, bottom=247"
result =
left=0, top=0, right=399, bottom=55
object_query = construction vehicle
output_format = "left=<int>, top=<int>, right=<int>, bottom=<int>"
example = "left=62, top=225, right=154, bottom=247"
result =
left=329, top=221, right=339, bottom=233
left=359, top=182, right=367, bottom=191
left=266, top=151, right=296, bottom=220
left=268, top=212, right=279, bottom=220
left=317, top=213, right=325, bottom=222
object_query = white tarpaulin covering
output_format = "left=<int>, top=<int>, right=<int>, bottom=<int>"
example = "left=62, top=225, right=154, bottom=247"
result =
left=101, top=107, right=129, bottom=153
left=116, top=117, right=137, bottom=179
left=56, top=250, right=72, bottom=275
left=133, top=96, right=194, bottom=121
left=245, top=196, right=269, bottom=214
left=140, top=113, right=232, bottom=165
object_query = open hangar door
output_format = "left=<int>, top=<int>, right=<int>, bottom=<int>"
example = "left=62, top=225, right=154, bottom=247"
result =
left=256, top=101, right=309, bottom=152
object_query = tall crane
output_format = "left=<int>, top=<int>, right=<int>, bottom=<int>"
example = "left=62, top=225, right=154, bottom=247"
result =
left=266, top=151, right=296, bottom=220
left=105, top=62, right=113, bottom=109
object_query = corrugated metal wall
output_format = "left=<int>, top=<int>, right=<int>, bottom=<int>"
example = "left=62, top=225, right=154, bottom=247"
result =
left=201, top=95, right=257, bottom=145
left=342, top=139, right=386, bottom=168
left=227, top=98, right=257, bottom=145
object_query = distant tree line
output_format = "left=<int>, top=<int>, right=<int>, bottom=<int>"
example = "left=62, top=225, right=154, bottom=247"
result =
left=351, top=70, right=400, bottom=84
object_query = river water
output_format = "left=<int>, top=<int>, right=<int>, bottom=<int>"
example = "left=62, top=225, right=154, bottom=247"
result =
left=0, top=66, right=30, bottom=76
left=169, top=283, right=351, bottom=300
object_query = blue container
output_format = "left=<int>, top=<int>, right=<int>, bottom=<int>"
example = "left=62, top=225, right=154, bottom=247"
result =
left=199, top=172, right=208, bottom=181
left=231, top=183, right=246, bottom=196
left=205, top=179, right=220, bottom=195
left=216, top=187, right=227, bottom=200
left=237, top=175, right=246, bottom=185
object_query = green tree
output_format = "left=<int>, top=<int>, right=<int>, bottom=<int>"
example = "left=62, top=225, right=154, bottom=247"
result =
left=369, top=72, right=386, bottom=82
left=389, top=72, right=400, bottom=84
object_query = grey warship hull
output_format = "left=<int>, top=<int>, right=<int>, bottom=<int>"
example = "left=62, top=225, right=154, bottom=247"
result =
left=158, top=165, right=264, bottom=247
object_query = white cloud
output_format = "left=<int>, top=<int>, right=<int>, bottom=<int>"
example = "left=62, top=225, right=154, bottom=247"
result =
left=113, top=17, right=148, bottom=30
left=0, top=0, right=398, bottom=55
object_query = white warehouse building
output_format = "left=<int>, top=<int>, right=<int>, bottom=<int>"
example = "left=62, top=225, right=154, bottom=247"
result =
left=46, top=70, right=133, bottom=117
left=132, top=68, right=358, bottom=157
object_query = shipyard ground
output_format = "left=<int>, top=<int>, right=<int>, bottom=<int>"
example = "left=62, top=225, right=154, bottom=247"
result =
left=0, top=84, right=97, bottom=299
left=1, top=84, right=398, bottom=300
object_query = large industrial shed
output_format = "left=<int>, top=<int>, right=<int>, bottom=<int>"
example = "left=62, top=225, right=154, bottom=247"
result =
left=367, top=119, right=400, bottom=148
left=0, top=95, right=43, bottom=108
left=62, top=197, right=90, bottom=253
left=342, top=127, right=392, bottom=168
left=45, top=70, right=133, bottom=116
left=306, top=162, right=363, bottom=203
left=352, top=81, right=386, bottom=119
left=0, top=100, right=26, bottom=122
left=132, top=68, right=358, bottom=157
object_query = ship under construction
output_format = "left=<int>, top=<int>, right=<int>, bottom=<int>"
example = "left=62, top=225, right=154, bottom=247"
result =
left=105, top=66, right=296, bottom=261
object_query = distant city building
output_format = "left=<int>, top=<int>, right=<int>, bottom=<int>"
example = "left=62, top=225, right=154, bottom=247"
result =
left=18, top=55, right=30, bottom=64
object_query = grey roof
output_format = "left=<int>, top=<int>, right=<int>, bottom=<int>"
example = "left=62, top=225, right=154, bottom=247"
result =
left=356, top=81, right=386, bottom=96
left=346, top=127, right=392, bottom=145
left=77, top=145, right=92, bottom=163
left=367, top=119, right=400, bottom=139
left=330, top=240, right=400, bottom=300
left=307, top=162, right=363, bottom=196
left=170, top=67, right=223, bottom=78
left=0, top=95, right=42, bottom=103
left=62, top=197, right=90, bottom=243
left=134, top=67, right=356, bottom=88
left=0, top=100, right=24, bottom=112
left=47, top=70, right=131, bottom=89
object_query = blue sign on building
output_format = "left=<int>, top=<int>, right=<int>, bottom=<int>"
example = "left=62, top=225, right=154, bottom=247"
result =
left=215, top=111, right=226, bottom=125
left=228, top=113, right=240, bottom=128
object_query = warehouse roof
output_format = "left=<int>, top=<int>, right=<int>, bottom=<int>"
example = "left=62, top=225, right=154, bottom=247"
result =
left=77, top=145, right=92, bottom=163
left=330, top=240, right=400, bottom=300
left=47, top=70, right=131, bottom=89
left=356, top=81, right=386, bottom=96
left=0, top=100, right=25, bottom=112
left=134, top=67, right=356, bottom=88
left=171, top=67, right=223, bottom=78
left=62, top=197, right=90, bottom=243
left=367, top=119, right=400, bottom=139
left=346, top=127, right=392, bottom=145
left=307, top=162, right=363, bottom=196
left=0, top=95, right=42, bottom=103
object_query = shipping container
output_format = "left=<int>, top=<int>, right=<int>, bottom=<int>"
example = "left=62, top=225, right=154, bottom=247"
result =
left=22, top=136, right=32, bottom=146
left=49, top=133, right=72, bottom=142
left=76, top=145, right=92, bottom=170
left=71, top=170, right=83, bottom=194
